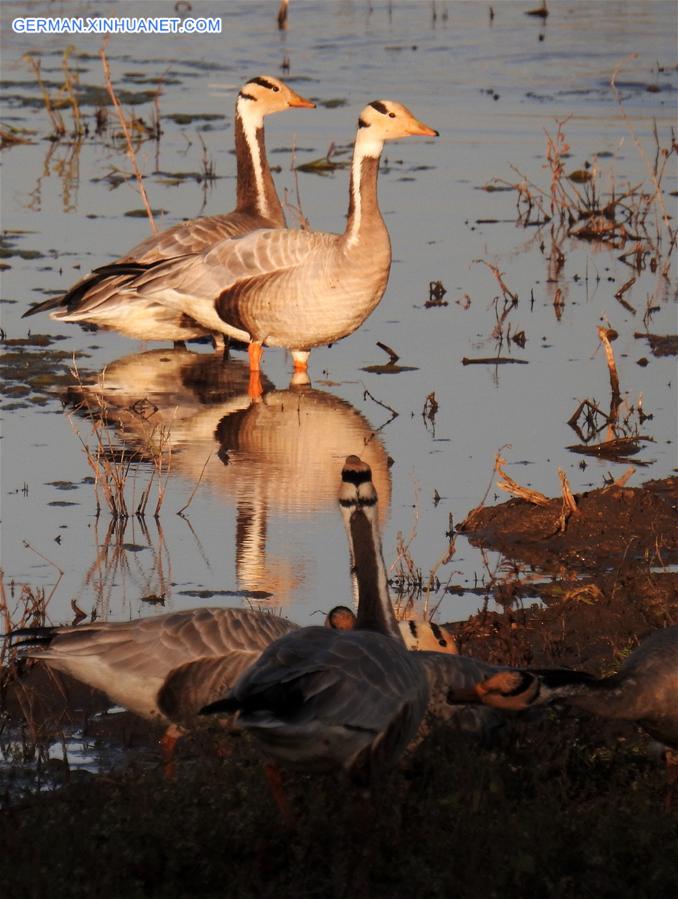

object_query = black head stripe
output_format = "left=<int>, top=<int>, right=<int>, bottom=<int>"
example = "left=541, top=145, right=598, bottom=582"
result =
left=504, top=672, right=535, bottom=698
left=430, top=622, right=446, bottom=645
left=239, top=91, right=256, bottom=101
left=358, top=117, right=370, bottom=129
left=341, top=467, right=372, bottom=487
left=340, top=495, right=376, bottom=508
left=369, top=100, right=389, bottom=115
left=248, top=76, right=279, bottom=92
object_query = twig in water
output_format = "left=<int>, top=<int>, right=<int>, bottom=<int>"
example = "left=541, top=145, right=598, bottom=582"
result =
left=597, top=325, right=621, bottom=407
left=99, top=40, right=157, bottom=234
left=177, top=453, right=212, bottom=517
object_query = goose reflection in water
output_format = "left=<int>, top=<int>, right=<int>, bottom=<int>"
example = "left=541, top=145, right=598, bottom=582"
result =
left=69, top=349, right=392, bottom=604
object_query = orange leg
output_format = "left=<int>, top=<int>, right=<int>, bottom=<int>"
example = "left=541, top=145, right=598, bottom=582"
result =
left=248, top=340, right=263, bottom=371
left=248, top=369, right=264, bottom=401
left=291, top=349, right=310, bottom=372
left=160, top=724, right=183, bottom=780
left=264, top=761, right=296, bottom=828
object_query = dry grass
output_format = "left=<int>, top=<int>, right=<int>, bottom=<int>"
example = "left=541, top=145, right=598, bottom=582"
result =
left=67, top=363, right=173, bottom=521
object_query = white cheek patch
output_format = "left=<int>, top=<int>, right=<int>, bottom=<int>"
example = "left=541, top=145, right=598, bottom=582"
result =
left=356, top=131, right=384, bottom=159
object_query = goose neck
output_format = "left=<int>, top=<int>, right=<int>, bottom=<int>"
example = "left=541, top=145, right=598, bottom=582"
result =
left=234, top=99, right=285, bottom=225
left=344, top=131, right=386, bottom=249
left=556, top=674, right=634, bottom=719
left=347, top=508, right=403, bottom=643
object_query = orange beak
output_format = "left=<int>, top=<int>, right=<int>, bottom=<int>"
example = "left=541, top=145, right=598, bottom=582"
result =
left=287, top=88, right=316, bottom=109
left=406, top=117, right=439, bottom=137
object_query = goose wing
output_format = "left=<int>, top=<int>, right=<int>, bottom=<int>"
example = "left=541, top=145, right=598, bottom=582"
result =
left=157, top=651, right=269, bottom=726
left=132, top=228, right=339, bottom=333
left=17, top=608, right=297, bottom=680
left=227, top=627, right=428, bottom=776
left=124, top=212, right=277, bottom=263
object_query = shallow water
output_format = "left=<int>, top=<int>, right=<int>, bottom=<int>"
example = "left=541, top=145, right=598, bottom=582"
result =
left=1, top=1, right=676, bottom=630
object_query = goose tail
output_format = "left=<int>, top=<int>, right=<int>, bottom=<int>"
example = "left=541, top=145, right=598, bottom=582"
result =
left=199, top=694, right=241, bottom=716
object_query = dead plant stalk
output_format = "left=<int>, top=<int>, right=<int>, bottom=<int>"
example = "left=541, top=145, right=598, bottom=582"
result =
left=99, top=41, right=157, bottom=234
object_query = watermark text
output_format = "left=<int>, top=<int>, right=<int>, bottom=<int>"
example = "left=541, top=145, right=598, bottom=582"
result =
left=12, top=17, right=222, bottom=35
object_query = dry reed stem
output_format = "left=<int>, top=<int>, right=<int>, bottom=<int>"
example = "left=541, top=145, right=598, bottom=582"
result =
left=285, top=138, right=310, bottom=230
left=23, top=54, right=66, bottom=137
left=556, top=468, right=577, bottom=533
left=61, top=47, right=84, bottom=136
left=460, top=446, right=513, bottom=529
left=99, top=40, right=157, bottom=234
left=496, top=466, right=551, bottom=506
left=610, top=52, right=676, bottom=254
left=475, top=259, right=519, bottom=303
left=597, top=326, right=621, bottom=403
left=177, top=453, right=212, bottom=516
left=612, top=465, right=636, bottom=488
left=0, top=570, right=10, bottom=652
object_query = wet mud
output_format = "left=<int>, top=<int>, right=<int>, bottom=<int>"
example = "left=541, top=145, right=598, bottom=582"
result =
left=454, top=476, right=677, bottom=672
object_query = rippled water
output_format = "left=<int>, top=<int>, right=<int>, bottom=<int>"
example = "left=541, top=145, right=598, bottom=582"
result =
left=1, top=1, right=676, bottom=629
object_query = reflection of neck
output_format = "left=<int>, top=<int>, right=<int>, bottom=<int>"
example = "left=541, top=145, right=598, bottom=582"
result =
left=235, top=497, right=267, bottom=589
left=234, top=100, right=285, bottom=225
left=344, top=131, right=385, bottom=248
left=349, top=508, right=402, bottom=642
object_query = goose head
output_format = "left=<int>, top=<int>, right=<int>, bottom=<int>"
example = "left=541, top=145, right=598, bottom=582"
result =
left=355, top=99, right=438, bottom=155
left=465, top=670, right=542, bottom=710
left=326, top=605, right=357, bottom=630
left=238, top=75, right=315, bottom=122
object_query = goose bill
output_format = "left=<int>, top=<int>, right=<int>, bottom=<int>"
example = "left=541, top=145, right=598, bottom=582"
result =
left=407, top=118, right=439, bottom=137
left=287, top=89, right=316, bottom=109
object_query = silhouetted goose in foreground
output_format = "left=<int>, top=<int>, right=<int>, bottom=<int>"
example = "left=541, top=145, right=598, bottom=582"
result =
left=448, top=626, right=678, bottom=762
left=128, top=100, right=438, bottom=388
left=201, top=456, right=430, bottom=784
left=22, top=76, right=314, bottom=345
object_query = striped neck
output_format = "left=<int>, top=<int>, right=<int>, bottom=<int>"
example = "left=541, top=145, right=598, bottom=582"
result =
left=339, top=472, right=402, bottom=643
left=234, top=98, right=285, bottom=225
left=344, top=131, right=385, bottom=249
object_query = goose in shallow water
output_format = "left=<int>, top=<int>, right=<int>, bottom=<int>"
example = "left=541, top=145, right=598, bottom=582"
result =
left=201, top=456, right=430, bottom=784
left=126, top=100, right=438, bottom=389
left=22, top=75, right=314, bottom=345
left=447, top=626, right=678, bottom=766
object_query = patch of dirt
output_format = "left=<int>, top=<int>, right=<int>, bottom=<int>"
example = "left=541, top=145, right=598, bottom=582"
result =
left=452, top=476, right=677, bottom=673
left=459, top=476, right=677, bottom=572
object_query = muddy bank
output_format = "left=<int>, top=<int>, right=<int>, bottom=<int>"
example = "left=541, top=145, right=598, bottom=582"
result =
left=452, top=476, right=677, bottom=671
left=459, top=476, right=677, bottom=572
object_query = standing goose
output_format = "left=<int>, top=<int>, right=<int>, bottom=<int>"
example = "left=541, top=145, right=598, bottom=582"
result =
left=126, top=100, right=438, bottom=388
left=22, top=76, right=315, bottom=345
left=201, top=456, right=430, bottom=784
left=447, top=627, right=678, bottom=763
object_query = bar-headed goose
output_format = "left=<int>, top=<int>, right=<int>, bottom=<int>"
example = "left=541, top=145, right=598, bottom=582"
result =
left=327, top=605, right=459, bottom=654
left=201, top=456, right=430, bottom=784
left=9, top=608, right=299, bottom=755
left=127, top=100, right=438, bottom=388
left=22, top=76, right=315, bottom=345
left=447, top=627, right=678, bottom=763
